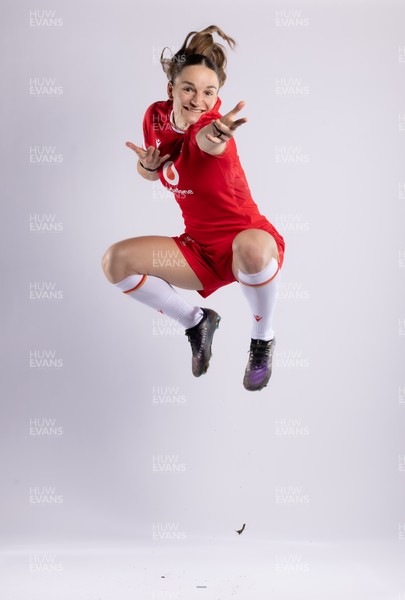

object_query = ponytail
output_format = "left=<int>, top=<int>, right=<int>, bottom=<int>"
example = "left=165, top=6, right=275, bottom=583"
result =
left=160, top=25, right=236, bottom=87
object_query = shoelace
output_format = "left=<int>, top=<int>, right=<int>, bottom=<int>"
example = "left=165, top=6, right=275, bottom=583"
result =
left=186, top=325, right=206, bottom=358
left=248, top=341, right=271, bottom=368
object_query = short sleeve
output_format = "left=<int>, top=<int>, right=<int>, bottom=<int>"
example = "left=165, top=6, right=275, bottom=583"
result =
left=142, top=104, right=154, bottom=150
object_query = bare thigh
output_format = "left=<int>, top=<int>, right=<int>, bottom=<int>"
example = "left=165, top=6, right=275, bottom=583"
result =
left=102, top=235, right=203, bottom=290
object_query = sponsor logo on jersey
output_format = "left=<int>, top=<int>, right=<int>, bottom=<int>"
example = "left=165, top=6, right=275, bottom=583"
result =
left=162, top=160, right=179, bottom=186
left=161, top=160, right=194, bottom=196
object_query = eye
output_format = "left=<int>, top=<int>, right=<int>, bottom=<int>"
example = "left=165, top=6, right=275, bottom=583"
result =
left=183, top=87, right=193, bottom=92
left=205, top=90, right=214, bottom=96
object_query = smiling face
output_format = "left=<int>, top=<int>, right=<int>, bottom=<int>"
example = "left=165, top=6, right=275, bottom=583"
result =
left=169, top=65, right=219, bottom=131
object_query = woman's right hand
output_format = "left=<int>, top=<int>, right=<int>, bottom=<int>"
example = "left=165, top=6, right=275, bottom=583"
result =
left=125, top=142, right=170, bottom=171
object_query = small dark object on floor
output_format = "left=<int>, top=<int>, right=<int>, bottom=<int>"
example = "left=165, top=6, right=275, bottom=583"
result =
left=196, top=585, right=207, bottom=588
left=236, top=523, right=246, bottom=535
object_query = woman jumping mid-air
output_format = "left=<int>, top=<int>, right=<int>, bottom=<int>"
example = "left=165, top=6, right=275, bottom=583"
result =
left=102, top=25, right=285, bottom=391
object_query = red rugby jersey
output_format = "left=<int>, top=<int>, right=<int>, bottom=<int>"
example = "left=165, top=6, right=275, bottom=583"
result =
left=143, top=97, right=280, bottom=246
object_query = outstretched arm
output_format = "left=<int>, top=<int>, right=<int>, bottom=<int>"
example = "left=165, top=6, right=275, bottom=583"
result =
left=125, top=141, right=170, bottom=181
left=196, top=101, right=248, bottom=156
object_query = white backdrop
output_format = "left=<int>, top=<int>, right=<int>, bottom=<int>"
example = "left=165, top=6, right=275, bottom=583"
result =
left=1, top=0, right=405, bottom=597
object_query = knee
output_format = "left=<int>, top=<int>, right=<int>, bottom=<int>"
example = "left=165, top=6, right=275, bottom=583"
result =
left=232, top=232, right=271, bottom=273
left=101, top=243, right=126, bottom=283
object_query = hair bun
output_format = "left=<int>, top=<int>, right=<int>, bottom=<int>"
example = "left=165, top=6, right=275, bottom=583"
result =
left=160, top=25, right=236, bottom=87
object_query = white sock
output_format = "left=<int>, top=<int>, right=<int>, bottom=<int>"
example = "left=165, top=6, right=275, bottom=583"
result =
left=237, top=258, right=280, bottom=341
left=114, top=274, right=204, bottom=330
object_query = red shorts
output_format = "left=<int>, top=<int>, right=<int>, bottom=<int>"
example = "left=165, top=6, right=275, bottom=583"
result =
left=172, top=223, right=285, bottom=298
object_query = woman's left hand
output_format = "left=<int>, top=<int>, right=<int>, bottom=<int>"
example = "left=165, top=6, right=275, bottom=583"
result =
left=206, top=100, right=247, bottom=144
